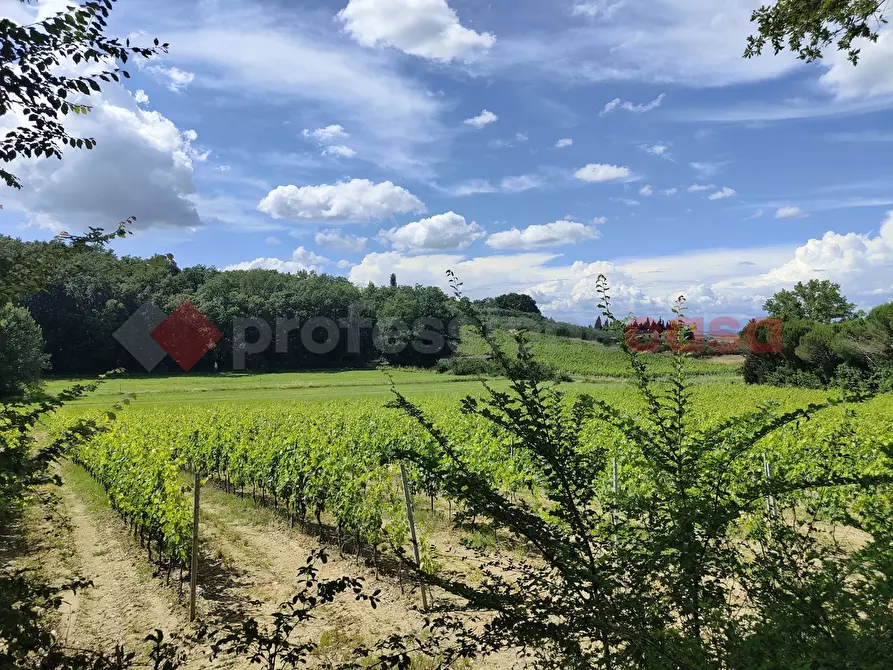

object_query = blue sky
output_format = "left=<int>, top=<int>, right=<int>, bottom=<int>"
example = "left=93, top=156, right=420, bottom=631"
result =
left=2, top=0, right=893, bottom=324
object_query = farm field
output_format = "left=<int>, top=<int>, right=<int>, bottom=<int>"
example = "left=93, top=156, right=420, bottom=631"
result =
left=28, top=365, right=893, bottom=667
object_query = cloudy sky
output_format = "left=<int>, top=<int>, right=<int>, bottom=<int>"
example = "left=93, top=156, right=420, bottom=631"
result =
left=2, top=0, right=893, bottom=324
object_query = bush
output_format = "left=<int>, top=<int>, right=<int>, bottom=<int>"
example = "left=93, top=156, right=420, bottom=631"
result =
left=0, top=304, right=50, bottom=397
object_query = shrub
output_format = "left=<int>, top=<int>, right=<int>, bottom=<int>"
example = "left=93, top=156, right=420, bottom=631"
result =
left=0, top=304, right=50, bottom=397
left=388, top=272, right=893, bottom=669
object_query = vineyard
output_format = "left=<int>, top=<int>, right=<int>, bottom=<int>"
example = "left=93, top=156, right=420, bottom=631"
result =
left=53, top=379, right=893, bottom=604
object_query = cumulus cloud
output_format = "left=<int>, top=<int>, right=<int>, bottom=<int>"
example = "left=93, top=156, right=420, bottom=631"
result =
left=464, top=109, right=498, bottom=128
left=575, top=163, right=631, bottom=182
left=486, top=219, right=601, bottom=249
left=133, top=89, right=150, bottom=104
left=258, top=179, right=425, bottom=222
left=707, top=186, right=737, bottom=200
left=303, top=124, right=349, bottom=142
left=0, top=81, right=202, bottom=232
left=556, top=138, right=574, bottom=148
left=338, top=0, right=495, bottom=62
left=148, top=65, right=195, bottom=91
left=571, top=1, right=626, bottom=18
left=745, top=212, right=893, bottom=296
left=314, top=230, right=368, bottom=253
left=639, top=184, right=653, bottom=196
left=226, top=246, right=330, bottom=273
left=775, top=206, right=808, bottom=219
left=378, top=211, right=483, bottom=250
left=661, top=188, right=678, bottom=196
left=516, top=133, right=529, bottom=142
left=601, top=93, right=665, bottom=115
left=688, top=183, right=714, bottom=192
left=819, top=28, right=893, bottom=100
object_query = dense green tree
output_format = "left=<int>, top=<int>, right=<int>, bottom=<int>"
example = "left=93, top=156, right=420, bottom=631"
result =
left=745, top=0, right=888, bottom=65
left=0, top=303, right=49, bottom=397
left=492, top=292, right=541, bottom=315
left=763, top=279, right=856, bottom=323
left=1, top=0, right=167, bottom=189
left=389, top=272, right=397, bottom=288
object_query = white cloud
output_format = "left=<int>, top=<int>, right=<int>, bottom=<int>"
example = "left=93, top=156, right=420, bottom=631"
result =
left=744, top=212, right=893, bottom=298
left=486, top=220, right=601, bottom=249
left=445, top=179, right=498, bottom=196
left=707, top=186, right=737, bottom=200
left=164, top=13, right=445, bottom=174
left=744, top=209, right=764, bottom=220
left=226, top=246, right=330, bottom=273
left=819, top=28, right=893, bottom=100
left=639, top=184, right=653, bottom=196
left=266, top=236, right=281, bottom=245
left=337, top=259, right=353, bottom=269
left=555, top=138, right=574, bottom=148
left=464, top=109, right=498, bottom=128
left=775, top=206, right=808, bottom=219
left=516, top=133, right=529, bottom=142
left=690, top=161, right=726, bottom=177
left=303, top=124, right=349, bottom=142
left=575, top=163, right=631, bottom=182
left=488, top=0, right=803, bottom=88
left=688, top=183, right=714, bottom=192
left=601, top=93, right=665, bottom=115
left=660, top=188, right=678, bottom=196
left=258, top=179, right=425, bottom=222
left=378, top=212, right=483, bottom=250
left=571, top=1, right=626, bottom=19
left=148, top=65, right=195, bottom=92
left=443, top=175, right=544, bottom=196
left=501, top=174, right=544, bottom=192
left=315, top=230, right=368, bottom=253
left=133, top=89, right=149, bottom=104
left=321, top=145, right=358, bottom=158
left=615, top=197, right=641, bottom=206
left=0, top=81, right=202, bottom=232
left=215, top=165, right=231, bottom=173
left=349, top=218, right=893, bottom=321
left=338, top=0, right=495, bottom=63
left=639, top=143, right=670, bottom=158
left=592, top=216, right=609, bottom=224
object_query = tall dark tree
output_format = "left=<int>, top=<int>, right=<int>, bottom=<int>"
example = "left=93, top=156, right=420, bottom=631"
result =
left=594, top=316, right=603, bottom=330
left=389, top=273, right=397, bottom=288
left=1, top=0, right=168, bottom=189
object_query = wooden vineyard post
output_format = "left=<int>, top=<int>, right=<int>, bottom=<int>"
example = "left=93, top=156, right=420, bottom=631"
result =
left=400, top=462, right=429, bottom=611
left=763, top=453, right=777, bottom=518
left=189, top=470, right=200, bottom=622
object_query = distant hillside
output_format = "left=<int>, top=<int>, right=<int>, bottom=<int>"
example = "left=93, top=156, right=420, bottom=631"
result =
left=455, top=328, right=741, bottom=378
left=472, top=303, right=620, bottom=345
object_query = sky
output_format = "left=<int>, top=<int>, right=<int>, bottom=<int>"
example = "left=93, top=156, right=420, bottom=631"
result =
left=2, top=0, right=893, bottom=325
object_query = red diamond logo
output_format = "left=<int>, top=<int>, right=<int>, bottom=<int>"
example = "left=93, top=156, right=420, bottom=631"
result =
left=150, top=299, right=222, bottom=372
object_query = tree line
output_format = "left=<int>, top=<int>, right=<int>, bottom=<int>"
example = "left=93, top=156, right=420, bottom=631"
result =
left=0, top=234, right=458, bottom=385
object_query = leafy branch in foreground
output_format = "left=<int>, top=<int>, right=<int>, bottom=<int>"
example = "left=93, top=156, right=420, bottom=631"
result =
left=385, top=270, right=893, bottom=669
left=1, top=0, right=168, bottom=189
left=744, top=0, right=888, bottom=64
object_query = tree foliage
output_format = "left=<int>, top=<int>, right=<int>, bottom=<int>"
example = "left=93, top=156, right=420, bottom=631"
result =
left=0, top=303, right=49, bottom=397
left=745, top=0, right=888, bottom=65
left=1, top=0, right=168, bottom=189
left=763, top=279, right=857, bottom=323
